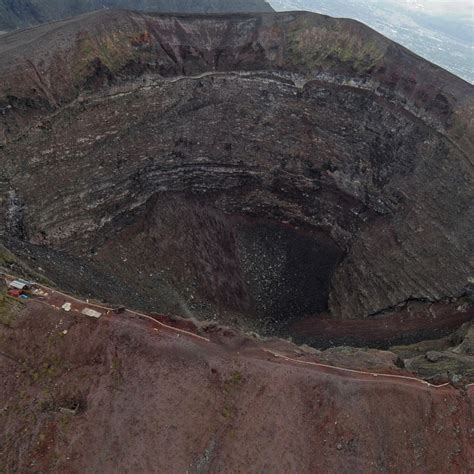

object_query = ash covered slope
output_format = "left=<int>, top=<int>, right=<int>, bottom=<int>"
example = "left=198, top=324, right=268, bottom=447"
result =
left=1, top=302, right=473, bottom=472
left=0, top=0, right=273, bottom=30
left=0, top=10, right=472, bottom=336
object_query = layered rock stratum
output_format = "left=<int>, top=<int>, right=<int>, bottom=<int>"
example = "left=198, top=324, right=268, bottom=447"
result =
left=0, top=10, right=473, bottom=343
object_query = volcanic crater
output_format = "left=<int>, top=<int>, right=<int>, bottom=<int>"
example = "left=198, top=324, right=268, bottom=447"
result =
left=0, top=10, right=473, bottom=347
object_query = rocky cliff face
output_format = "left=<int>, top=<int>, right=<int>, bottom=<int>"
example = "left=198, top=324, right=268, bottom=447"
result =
left=0, top=0, right=274, bottom=30
left=0, top=10, right=472, bottom=341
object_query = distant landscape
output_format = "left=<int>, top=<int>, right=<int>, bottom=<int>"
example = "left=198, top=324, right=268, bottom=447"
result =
left=270, top=0, right=474, bottom=83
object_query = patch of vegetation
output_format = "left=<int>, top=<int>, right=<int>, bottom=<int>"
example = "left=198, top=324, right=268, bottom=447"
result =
left=29, top=355, right=64, bottom=384
left=110, top=354, right=124, bottom=386
left=221, top=405, right=233, bottom=419
left=220, top=371, right=243, bottom=419
left=39, top=400, right=55, bottom=413
left=0, top=244, right=16, bottom=266
left=0, top=297, right=21, bottom=327
left=223, top=370, right=242, bottom=394
left=59, top=414, right=72, bottom=433
left=0, top=244, right=50, bottom=287
left=73, top=31, right=138, bottom=86
left=286, top=18, right=386, bottom=74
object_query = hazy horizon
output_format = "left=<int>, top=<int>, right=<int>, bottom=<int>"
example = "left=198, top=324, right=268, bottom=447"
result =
left=270, top=0, right=474, bottom=83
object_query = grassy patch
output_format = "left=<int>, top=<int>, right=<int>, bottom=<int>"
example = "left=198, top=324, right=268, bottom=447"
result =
left=30, top=354, right=65, bottom=384
left=111, top=354, right=124, bottom=386
left=0, top=297, right=22, bottom=327
left=220, top=371, right=243, bottom=419
left=223, top=371, right=242, bottom=394
left=72, top=31, right=136, bottom=85
left=221, top=405, right=233, bottom=419
left=0, top=244, right=16, bottom=266
left=286, top=18, right=386, bottom=74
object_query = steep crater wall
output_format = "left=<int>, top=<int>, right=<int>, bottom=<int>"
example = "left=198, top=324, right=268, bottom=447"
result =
left=2, top=72, right=472, bottom=332
left=0, top=11, right=472, bottom=343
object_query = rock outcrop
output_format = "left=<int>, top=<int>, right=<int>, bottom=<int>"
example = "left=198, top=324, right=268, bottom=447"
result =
left=0, top=10, right=472, bottom=341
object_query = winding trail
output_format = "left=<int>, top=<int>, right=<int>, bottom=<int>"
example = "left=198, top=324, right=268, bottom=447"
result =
left=1, top=271, right=472, bottom=391
left=263, top=349, right=453, bottom=390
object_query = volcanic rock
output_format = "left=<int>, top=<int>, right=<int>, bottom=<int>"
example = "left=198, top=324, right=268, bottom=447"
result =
left=426, top=351, right=441, bottom=363
left=0, top=10, right=472, bottom=343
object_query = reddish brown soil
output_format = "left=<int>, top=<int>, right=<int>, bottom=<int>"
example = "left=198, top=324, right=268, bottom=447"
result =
left=290, top=301, right=474, bottom=348
left=1, top=301, right=473, bottom=473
